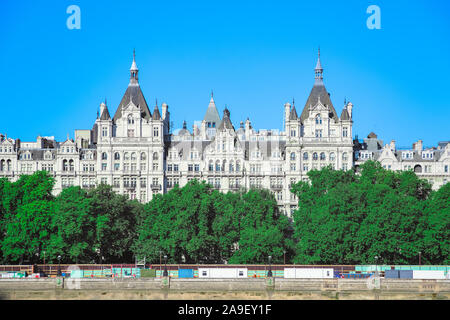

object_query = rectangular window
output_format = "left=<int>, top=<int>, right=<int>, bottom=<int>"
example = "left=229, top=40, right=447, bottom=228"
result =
left=127, top=129, right=134, bottom=137
left=445, top=165, right=448, bottom=173
left=102, top=163, right=107, bottom=171
left=168, top=164, right=172, bottom=171
left=194, top=164, right=199, bottom=172
left=174, top=164, right=179, bottom=172
left=114, top=163, right=120, bottom=171
left=188, top=164, right=193, bottom=172
left=101, top=177, right=108, bottom=185
left=140, top=177, right=146, bottom=188
left=113, top=178, right=120, bottom=188
left=343, top=127, right=348, bottom=137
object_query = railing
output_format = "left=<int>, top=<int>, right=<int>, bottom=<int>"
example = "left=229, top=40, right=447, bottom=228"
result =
left=151, top=184, right=162, bottom=191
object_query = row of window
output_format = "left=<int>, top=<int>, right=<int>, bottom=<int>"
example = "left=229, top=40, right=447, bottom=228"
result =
left=0, top=146, right=13, bottom=153
left=290, top=152, right=348, bottom=162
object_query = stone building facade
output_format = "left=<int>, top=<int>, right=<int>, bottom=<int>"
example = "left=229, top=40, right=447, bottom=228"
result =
left=0, top=50, right=447, bottom=216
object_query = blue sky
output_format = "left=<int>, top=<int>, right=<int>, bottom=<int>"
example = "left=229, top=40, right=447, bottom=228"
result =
left=0, top=0, right=449, bottom=148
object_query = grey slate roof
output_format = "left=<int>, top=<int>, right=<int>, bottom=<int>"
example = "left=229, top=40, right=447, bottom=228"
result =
left=289, top=105, right=299, bottom=120
left=340, top=107, right=350, bottom=121
left=300, top=83, right=339, bottom=123
left=203, top=97, right=221, bottom=124
left=152, top=105, right=161, bottom=120
left=100, top=105, right=111, bottom=120
left=218, top=108, right=235, bottom=131
left=165, top=140, right=211, bottom=160
left=113, top=84, right=152, bottom=122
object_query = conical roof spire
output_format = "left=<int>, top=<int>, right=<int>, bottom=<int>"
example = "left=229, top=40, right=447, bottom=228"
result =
left=130, top=49, right=138, bottom=71
left=315, top=47, right=323, bottom=83
left=130, top=49, right=139, bottom=84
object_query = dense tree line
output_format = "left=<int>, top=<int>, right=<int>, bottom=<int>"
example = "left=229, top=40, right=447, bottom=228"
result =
left=0, top=161, right=448, bottom=265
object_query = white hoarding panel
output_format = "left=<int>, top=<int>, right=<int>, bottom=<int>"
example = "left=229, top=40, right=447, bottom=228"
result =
left=413, top=270, right=446, bottom=279
left=284, top=268, right=296, bottom=278
left=284, top=268, right=334, bottom=278
left=198, top=268, right=209, bottom=278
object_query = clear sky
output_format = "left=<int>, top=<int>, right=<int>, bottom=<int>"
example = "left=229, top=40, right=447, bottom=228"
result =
left=1, top=0, right=449, bottom=148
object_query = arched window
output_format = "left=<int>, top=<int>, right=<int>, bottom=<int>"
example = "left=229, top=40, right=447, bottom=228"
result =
left=7, top=160, right=11, bottom=171
left=102, top=152, right=108, bottom=160
left=342, top=152, right=348, bottom=161
left=0, top=160, right=4, bottom=172
left=141, top=152, right=147, bottom=161
left=229, top=161, right=234, bottom=172
left=124, top=152, right=130, bottom=161
left=222, top=160, right=227, bottom=172
left=152, top=152, right=158, bottom=161
left=127, top=114, right=134, bottom=125
left=303, top=152, right=308, bottom=161
left=320, top=152, right=326, bottom=161
left=290, top=152, right=296, bottom=161
left=63, top=160, right=68, bottom=171
left=131, top=152, right=137, bottom=161
left=69, top=160, right=74, bottom=172
left=329, top=152, right=336, bottom=161
left=208, top=160, right=214, bottom=172
left=215, top=161, right=221, bottom=172
left=114, top=152, right=120, bottom=160
left=315, top=114, right=322, bottom=124
left=236, top=161, right=241, bottom=172
left=313, top=152, right=318, bottom=161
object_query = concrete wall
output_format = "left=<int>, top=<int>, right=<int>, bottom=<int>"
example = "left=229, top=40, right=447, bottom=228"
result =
left=1, top=278, right=449, bottom=293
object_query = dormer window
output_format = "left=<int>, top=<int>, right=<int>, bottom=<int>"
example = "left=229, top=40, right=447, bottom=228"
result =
left=315, top=114, right=322, bottom=124
left=128, top=114, right=134, bottom=125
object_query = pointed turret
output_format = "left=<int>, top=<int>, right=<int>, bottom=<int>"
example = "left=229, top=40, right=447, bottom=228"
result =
left=340, top=106, right=350, bottom=121
left=289, top=98, right=298, bottom=120
left=113, top=50, right=152, bottom=122
left=300, top=49, right=339, bottom=123
left=130, top=49, right=139, bottom=82
left=203, top=91, right=221, bottom=128
left=315, top=47, right=323, bottom=83
left=152, top=99, right=161, bottom=120
left=218, top=106, right=235, bottom=131
left=99, top=101, right=111, bottom=120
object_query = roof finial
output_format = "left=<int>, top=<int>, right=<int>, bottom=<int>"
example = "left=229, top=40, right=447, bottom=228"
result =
left=133, top=48, right=136, bottom=61
left=155, top=98, right=158, bottom=106
left=315, top=46, right=323, bottom=82
left=292, top=97, right=295, bottom=106
left=211, top=90, right=214, bottom=98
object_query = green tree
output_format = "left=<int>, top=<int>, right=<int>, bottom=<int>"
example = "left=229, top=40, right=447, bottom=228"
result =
left=47, top=186, right=96, bottom=263
left=419, top=183, right=450, bottom=264
left=1, top=171, right=55, bottom=264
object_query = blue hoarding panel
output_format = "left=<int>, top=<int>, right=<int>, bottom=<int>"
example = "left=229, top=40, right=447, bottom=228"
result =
left=178, top=269, right=194, bottom=278
left=385, top=270, right=399, bottom=279
left=399, top=270, right=413, bottom=279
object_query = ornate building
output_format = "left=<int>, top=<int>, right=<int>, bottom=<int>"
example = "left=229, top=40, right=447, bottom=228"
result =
left=0, top=50, right=447, bottom=216
left=354, top=133, right=450, bottom=189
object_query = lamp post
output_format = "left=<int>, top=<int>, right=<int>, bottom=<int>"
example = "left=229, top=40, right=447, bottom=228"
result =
left=419, top=251, right=422, bottom=266
left=374, top=256, right=378, bottom=277
left=283, top=250, right=286, bottom=265
left=57, top=255, right=62, bottom=276
left=163, top=255, right=168, bottom=277
left=267, top=256, right=272, bottom=278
